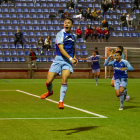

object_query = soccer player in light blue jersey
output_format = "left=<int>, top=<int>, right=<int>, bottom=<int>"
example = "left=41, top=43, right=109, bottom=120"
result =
left=78, top=51, right=107, bottom=86
left=40, top=18, right=78, bottom=109
left=104, top=51, right=134, bottom=110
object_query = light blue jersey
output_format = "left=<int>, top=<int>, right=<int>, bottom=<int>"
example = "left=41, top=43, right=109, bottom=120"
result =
left=49, top=29, right=77, bottom=75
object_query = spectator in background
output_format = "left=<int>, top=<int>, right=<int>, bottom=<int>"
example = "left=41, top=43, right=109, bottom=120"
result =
left=76, top=8, right=84, bottom=20
left=132, top=0, right=139, bottom=12
left=104, top=27, right=110, bottom=42
left=57, top=7, right=64, bottom=20
left=95, top=47, right=99, bottom=55
left=101, top=1, right=110, bottom=17
left=102, top=19, right=108, bottom=29
left=91, top=8, right=98, bottom=21
left=91, top=26, right=97, bottom=42
left=112, top=0, right=119, bottom=11
left=126, top=14, right=133, bottom=27
left=86, top=8, right=92, bottom=21
left=29, top=49, right=37, bottom=68
left=64, top=11, right=70, bottom=18
left=84, top=25, right=92, bottom=42
left=37, top=37, right=45, bottom=55
left=76, top=26, right=82, bottom=39
left=66, top=0, right=74, bottom=9
left=44, top=36, right=52, bottom=51
left=97, top=26, right=104, bottom=42
left=14, top=28, right=24, bottom=48
left=121, top=13, right=127, bottom=27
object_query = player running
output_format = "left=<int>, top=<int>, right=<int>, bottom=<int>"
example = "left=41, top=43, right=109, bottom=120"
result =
left=78, top=51, right=107, bottom=86
left=107, top=46, right=130, bottom=101
left=104, top=51, right=134, bottom=110
left=40, top=18, right=78, bottom=109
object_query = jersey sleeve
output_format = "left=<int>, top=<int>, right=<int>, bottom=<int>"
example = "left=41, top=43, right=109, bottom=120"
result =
left=104, top=57, right=115, bottom=66
left=56, top=31, right=64, bottom=45
left=97, top=55, right=102, bottom=59
left=121, top=53, right=125, bottom=59
left=124, top=60, right=134, bottom=71
left=87, top=56, right=93, bottom=62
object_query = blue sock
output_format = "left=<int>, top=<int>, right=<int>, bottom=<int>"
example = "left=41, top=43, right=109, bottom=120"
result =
left=120, top=92, right=124, bottom=107
left=60, top=84, right=67, bottom=102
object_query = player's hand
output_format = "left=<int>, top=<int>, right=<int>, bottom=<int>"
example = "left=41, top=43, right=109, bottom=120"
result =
left=120, top=68, right=127, bottom=71
left=109, top=54, right=113, bottom=57
left=70, top=59, right=77, bottom=64
left=78, top=57, right=81, bottom=60
left=74, top=58, right=78, bottom=66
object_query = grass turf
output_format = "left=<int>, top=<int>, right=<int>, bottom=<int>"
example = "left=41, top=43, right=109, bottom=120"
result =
left=0, top=79, right=140, bottom=140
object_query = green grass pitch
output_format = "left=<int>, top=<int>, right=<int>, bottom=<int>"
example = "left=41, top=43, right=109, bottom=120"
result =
left=0, top=79, right=140, bottom=140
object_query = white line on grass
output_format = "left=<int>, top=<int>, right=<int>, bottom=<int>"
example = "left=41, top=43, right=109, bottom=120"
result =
left=16, top=90, right=107, bottom=118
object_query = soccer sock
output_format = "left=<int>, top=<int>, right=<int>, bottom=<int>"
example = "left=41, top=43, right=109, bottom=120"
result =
left=119, top=92, right=124, bottom=107
left=60, top=83, right=67, bottom=102
left=46, top=83, right=53, bottom=94
left=95, top=77, right=98, bottom=83
left=124, top=88, right=129, bottom=97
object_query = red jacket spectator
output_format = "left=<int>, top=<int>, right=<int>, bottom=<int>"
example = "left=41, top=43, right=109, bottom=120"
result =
left=76, top=29, right=82, bottom=35
left=104, top=29, right=109, bottom=35
left=97, top=29, right=103, bottom=34
left=85, top=28, right=91, bottom=35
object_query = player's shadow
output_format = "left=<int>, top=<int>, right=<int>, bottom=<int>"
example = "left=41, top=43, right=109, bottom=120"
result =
left=124, top=106, right=139, bottom=109
left=51, top=126, right=99, bottom=135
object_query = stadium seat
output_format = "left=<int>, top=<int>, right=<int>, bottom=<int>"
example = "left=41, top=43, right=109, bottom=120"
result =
left=2, top=44, right=8, bottom=49
left=121, top=27, right=127, bottom=31
left=0, top=20, right=4, bottom=24
left=22, top=3, right=27, bottom=7
left=53, top=51, right=56, bottom=56
left=33, top=26, right=40, bottom=31
left=49, top=9, right=55, bottom=13
left=15, top=3, right=22, bottom=7
left=29, top=8, right=35, bottom=13
left=20, top=26, right=26, bottom=31
left=41, top=32, right=48, bottom=36
left=25, top=51, right=30, bottom=55
left=52, top=20, right=59, bottom=25
left=22, top=32, right=27, bottom=36
left=2, top=8, right=9, bottom=13
left=5, top=20, right=11, bottom=24
left=18, top=57, right=25, bottom=62
left=31, top=14, right=37, bottom=19
left=47, top=26, right=53, bottom=31
left=132, top=15, right=136, bottom=20
left=0, top=14, right=2, bottom=18
left=40, top=57, right=47, bottom=62
left=16, top=44, right=23, bottom=49
left=9, top=44, right=15, bottom=49
left=42, top=9, right=49, bottom=13
left=8, top=38, right=14, bottom=43
left=11, top=57, right=18, bottom=62
left=1, top=32, right=6, bottom=36
left=123, top=33, right=130, bottom=37
left=81, top=51, right=88, bottom=56
left=51, top=44, right=56, bottom=49
left=11, top=20, right=18, bottom=25
left=73, top=20, right=79, bottom=25
left=134, top=10, right=140, bottom=14
left=54, top=26, right=60, bottom=31
left=17, top=51, right=24, bottom=56
left=48, top=32, right=54, bottom=36
left=30, top=44, right=37, bottom=49
left=93, top=4, right=99, bottom=8
left=46, top=51, right=53, bottom=56
left=6, top=26, right=12, bottom=30
left=130, top=33, right=137, bottom=37
left=77, top=38, right=84, bottom=43
left=79, top=21, right=85, bottom=25
left=75, top=45, right=79, bottom=49
left=35, top=3, right=40, bottom=7
left=59, top=20, right=64, bottom=25
left=25, top=20, right=32, bottom=25
left=10, top=14, right=17, bottom=18
left=110, top=32, right=117, bottom=37
left=29, top=38, right=36, bottom=43
left=13, top=26, right=19, bottom=30
left=1, top=3, right=8, bottom=7
left=7, top=32, right=13, bottom=36
left=37, top=14, right=44, bottom=19
left=48, top=3, right=54, bottom=7
left=0, top=26, right=5, bottom=30
left=23, top=44, right=30, bottom=49
left=54, top=3, right=60, bottom=7
left=3, top=14, right=10, bottom=18
left=9, top=8, right=15, bottom=13
left=137, top=33, right=140, bottom=37
left=16, top=8, right=22, bottom=13
left=115, top=27, right=121, bottom=31
left=47, top=57, right=53, bottom=62
left=17, top=14, right=23, bottom=19
left=24, top=14, right=30, bottom=19
left=79, top=45, right=86, bottom=49
left=87, top=4, right=92, bottom=8
left=41, top=3, right=47, bottom=7
left=110, top=15, right=117, bottom=19
left=28, top=32, right=34, bottom=36
left=40, top=26, right=47, bottom=31
left=0, top=51, right=2, bottom=55
left=18, top=20, right=24, bottom=24
left=32, top=20, right=38, bottom=25
left=28, top=3, right=34, bottom=7
left=34, top=51, right=39, bottom=56
left=112, top=21, right=119, bottom=25
left=36, top=9, right=42, bottom=13
left=121, top=10, right=127, bottom=13
left=4, top=57, right=10, bottom=62
left=22, top=8, right=29, bottom=13
left=35, top=32, right=41, bottom=36
left=0, top=57, right=3, bottom=62
left=1, top=38, right=7, bottom=43
left=10, top=51, right=17, bottom=55
left=76, top=51, right=81, bottom=56
left=38, top=20, right=45, bottom=25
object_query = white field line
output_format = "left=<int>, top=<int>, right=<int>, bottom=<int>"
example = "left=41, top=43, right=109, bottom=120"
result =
left=0, top=117, right=103, bottom=120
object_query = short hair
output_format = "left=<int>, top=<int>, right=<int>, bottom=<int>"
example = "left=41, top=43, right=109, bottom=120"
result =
left=93, top=51, right=97, bottom=54
left=116, top=51, right=122, bottom=56
left=95, top=47, right=98, bottom=50
left=118, top=46, right=124, bottom=52
left=65, top=18, right=73, bottom=24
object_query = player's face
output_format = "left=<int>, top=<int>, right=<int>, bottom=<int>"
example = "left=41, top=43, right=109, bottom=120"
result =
left=64, top=19, right=73, bottom=33
left=92, top=52, right=96, bottom=56
left=115, top=53, right=121, bottom=61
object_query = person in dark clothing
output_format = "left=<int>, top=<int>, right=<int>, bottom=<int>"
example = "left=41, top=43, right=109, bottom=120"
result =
left=104, top=27, right=110, bottom=42
left=76, top=7, right=84, bottom=20
left=37, top=37, right=45, bottom=55
left=132, top=0, right=139, bottom=12
left=29, top=49, right=37, bottom=68
left=121, top=13, right=127, bottom=27
left=101, top=1, right=110, bottom=17
left=112, top=0, right=119, bottom=11
left=58, top=7, right=64, bottom=19
left=86, top=8, right=92, bottom=21
left=91, top=26, right=98, bottom=42
left=95, top=47, right=99, bottom=55
left=14, top=28, right=24, bottom=48
left=102, top=19, right=108, bottom=28
left=66, top=0, right=75, bottom=9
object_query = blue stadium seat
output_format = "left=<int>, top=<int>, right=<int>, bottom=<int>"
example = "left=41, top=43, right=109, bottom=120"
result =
left=17, top=51, right=24, bottom=55
left=17, top=14, right=23, bottom=19
left=41, top=3, right=47, bottom=7
left=9, top=44, right=15, bottom=49
left=110, top=15, right=116, bottom=19
left=93, top=4, right=99, bottom=8
left=35, top=32, right=41, bottom=36
left=87, top=4, right=92, bottom=8
left=22, top=32, right=27, bottom=36
left=16, top=44, right=23, bottom=49
left=23, top=44, right=30, bottom=49
left=123, top=33, right=130, bottom=37
left=11, top=57, right=18, bottom=62
left=1, top=3, right=8, bottom=7
left=46, top=51, right=53, bottom=56
left=23, top=38, right=29, bottom=42
left=0, top=20, right=4, bottom=24
left=81, top=26, right=86, bottom=31
left=59, top=20, right=64, bottom=25
left=112, top=21, right=119, bottom=25
left=15, top=3, right=22, bottom=7
left=3, top=14, right=9, bottom=18
left=1, top=32, right=6, bottom=36
left=0, top=57, right=3, bottom=62
left=75, top=45, right=79, bottom=49
left=47, top=57, right=53, bottom=62
left=125, top=4, right=131, bottom=8
left=38, top=20, right=45, bottom=25
left=40, top=57, right=47, bottom=62
left=18, top=20, right=24, bottom=24
left=52, top=44, right=56, bottom=49
left=10, top=51, right=17, bottom=55
left=49, top=9, right=55, bottom=13
left=54, top=3, right=60, bottom=7
left=47, top=26, right=53, bottom=30
left=1, top=38, right=7, bottom=43
left=24, top=14, right=30, bottom=19
left=115, top=27, right=121, bottom=31
left=2, top=8, right=9, bottom=13
left=31, top=14, right=37, bottom=19
left=30, top=44, right=37, bottom=49
left=81, top=51, right=88, bottom=56
left=8, top=38, right=14, bottom=43
left=0, top=51, right=2, bottom=55
left=11, top=20, right=18, bottom=25
left=28, top=32, right=34, bottom=36
left=2, top=44, right=8, bottom=49
left=61, top=3, right=66, bottom=7
left=36, top=57, right=40, bottom=62
left=18, top=57, right=25, bottom=62
left=5, top=20, right=11, bottom=24
left=35, top=3, right=40, bottom=7
left=13, top=26, right=18, bottom=30
left=22, top=8, right=29, bottom=13
left=33, top=26, right=40, bottom=31
left=53, top=51, right=56, bottom=55
left=41, top=32, right=48, bottom=36
left=40, top=26, right=47, bottom=31
left=110, top=32, right=117, bottom=37
left=25, top=20, right=32, bottom=25
left=3, top=51, right=10, bottom=55
left=6, top=26, right=12, bottom=30
left=34, top=51, right=39, bottom=56
left=29, top=8, right=35, bottom=13
left=79, top=45, right=86, bottom=49
left=86, top=20, right=92, bottom=25
left=48, top=3, right=54, bottom=7
left=36, top=9, right=42, bottom=13
left=45, top=20, right=52, bottom=25
left=29, top=38, right=36, bottom=42
left=0, top=14, right=2, bottom=18
left=76, top=51, right=81, bottom=55
left=121, top=27, right=127, bottom=31
left=16, top=8, right=22, bottom=13
left=25, top=51, right=30, bottom=55
left=130, top=33, right=137, bottom=37
left=132, top=15, right=136, bottom=20
left=77, top=38, right=84, bottom=43
left=52, top=38, right=56, bottom=43
left=32, top=20, right=38, bottom=25
left=9, top=8, right=15, bottom=13
left=121, top=10, right=127, bottom=13
left=54, top=26, right=60, bottom=31
left=10, top=14, right=16, bottom=18
left=42, top=9, right=49, bottom=13
left=0, top=26, right=5, bottom=30
left=20, top=26, right=26, bottom=31
left=44, top=14, right=49, bottom=19
left=79, top=21, right=85, bottom=25
left=22, top=3, right=27, bottom=7
left=128, top=27, right=134, bottom=31
left=37, top=14, right=44, bottom=19
left=7, top=32, right=13, bottom=36
left=4, top=57, right=10, bottom=62
left=134, top=10, right=140, bottom=14
left=137, top=33, right=140, bottom=37
left=52, top=20, right=59, bottom=25
left=28, top=3, right=34, bottom=7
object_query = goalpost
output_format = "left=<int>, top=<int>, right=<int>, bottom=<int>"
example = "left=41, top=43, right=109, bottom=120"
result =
left=105, top=47, right=140, bottom=79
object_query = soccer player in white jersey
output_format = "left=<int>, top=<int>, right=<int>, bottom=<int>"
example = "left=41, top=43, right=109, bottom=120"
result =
left=79, top=51, right=107, bottom=86
left=104, top=51, right=134, bottom=110
left=40, top=18, right=78, bottom=109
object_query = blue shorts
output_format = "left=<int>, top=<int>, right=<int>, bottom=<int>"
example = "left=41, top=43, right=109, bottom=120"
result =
left=114, top=78, right=128, bottom=90
left=49, top=56, right=73, bottom=76
left=92, top=69, right=100, bottom=73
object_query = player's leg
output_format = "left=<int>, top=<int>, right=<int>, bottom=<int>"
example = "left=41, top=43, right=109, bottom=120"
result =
left=111, top=80, right=115, bottom=87
left=124, top=88, right=130, bottom=101
left=119, top=86, right=125, bottom=110
left=93, top=70, right=98, bottom=85
left=59, top=69, right=71, bottom=109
